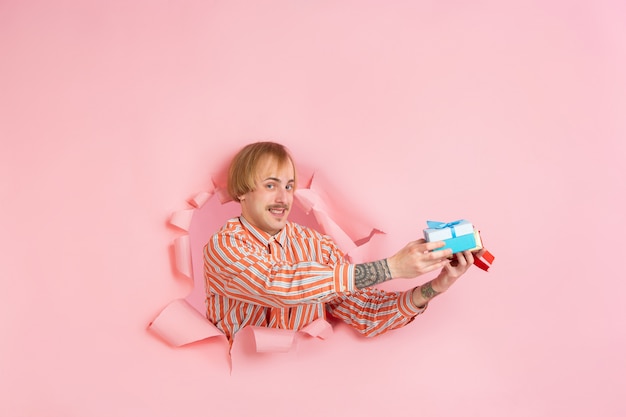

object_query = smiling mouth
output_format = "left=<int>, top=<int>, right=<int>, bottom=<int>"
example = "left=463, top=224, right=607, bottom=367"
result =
left=268, top=206, right=289, bottom=216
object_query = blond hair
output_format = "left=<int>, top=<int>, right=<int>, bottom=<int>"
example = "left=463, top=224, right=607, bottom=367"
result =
left=227, top=141, right=296, bottom=201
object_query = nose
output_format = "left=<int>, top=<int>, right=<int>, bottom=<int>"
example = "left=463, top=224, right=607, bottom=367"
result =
left=275, top=187, right=286, bottom=202
left=275, top=187, right=289, bottom=204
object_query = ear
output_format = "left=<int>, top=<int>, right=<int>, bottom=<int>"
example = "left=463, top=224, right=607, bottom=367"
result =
left=238, top=195, right=245, bottom=201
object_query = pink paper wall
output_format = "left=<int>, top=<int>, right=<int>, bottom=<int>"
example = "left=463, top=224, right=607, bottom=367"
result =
left=2, top=1, right=625, bottom=416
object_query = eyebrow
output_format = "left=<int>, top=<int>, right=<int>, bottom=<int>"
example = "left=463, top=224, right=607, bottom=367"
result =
left=263, top=177, right=295, bottom=183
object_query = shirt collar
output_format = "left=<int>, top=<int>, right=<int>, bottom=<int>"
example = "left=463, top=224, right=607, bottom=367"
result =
left=238, top=216, right=288, bottom=248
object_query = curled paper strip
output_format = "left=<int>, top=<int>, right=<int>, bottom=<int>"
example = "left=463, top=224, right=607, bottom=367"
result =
left=169, top=209, right=194, bottom=231
left=149, top=299, right=224, bottom=346
left=173, top=235, right=192, bottom=278
left=298, top=317, right=333, bottom=339
left=251, top=327, right=295, bottom=353
left=189, top=190, right=212, bottom=208
left=148, top=173, right=385, bottom=356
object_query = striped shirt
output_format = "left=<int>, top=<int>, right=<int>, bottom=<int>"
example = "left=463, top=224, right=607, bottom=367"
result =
left=204, top=216, right=426, bottom=341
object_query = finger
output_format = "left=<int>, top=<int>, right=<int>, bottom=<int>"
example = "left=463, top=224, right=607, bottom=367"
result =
left=427, top=248, right=453, bottom=263
left=454, top=252, right=468, bottom=267
left=420, top=240, right=446, bottom=252
left=425, top=258, right=450, bottom=273
left=417, top=257, right=447, bottom=272
left=443, top=260, right=454, bottom=273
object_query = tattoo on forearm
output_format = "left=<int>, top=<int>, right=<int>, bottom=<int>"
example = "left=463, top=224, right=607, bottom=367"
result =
left=420, top=281, right=440, bottom=300
left=354, top=260, right=392, bottom=289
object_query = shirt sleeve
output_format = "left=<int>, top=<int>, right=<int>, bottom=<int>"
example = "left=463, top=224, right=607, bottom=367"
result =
left=325, top=288, right=427, bottom=337
left=204, top=230, right=355, bottom=308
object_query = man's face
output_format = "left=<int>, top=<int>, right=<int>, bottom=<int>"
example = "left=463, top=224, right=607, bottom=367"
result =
left=239, top=155, right=295, bottom=236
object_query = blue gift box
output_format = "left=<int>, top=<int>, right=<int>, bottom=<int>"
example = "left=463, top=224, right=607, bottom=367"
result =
left=423, top=220, right=477, bottom=254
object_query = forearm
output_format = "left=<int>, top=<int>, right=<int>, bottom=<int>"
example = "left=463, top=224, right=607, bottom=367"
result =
left=354, top=259, right=393, bottom=289
left=410, top=280, right=442, bottom=308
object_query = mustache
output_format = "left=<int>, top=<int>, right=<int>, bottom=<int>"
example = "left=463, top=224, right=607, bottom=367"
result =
left=268, top=204, right=289, bottom=210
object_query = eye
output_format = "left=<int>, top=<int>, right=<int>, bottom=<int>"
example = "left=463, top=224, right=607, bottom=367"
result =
left=285, top=184, right=294, bottom=191
left=265, top=183, right=275, bottom=190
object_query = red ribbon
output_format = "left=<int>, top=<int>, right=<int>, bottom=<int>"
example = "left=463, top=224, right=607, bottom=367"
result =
left=474, top=250, right=495, bottom=271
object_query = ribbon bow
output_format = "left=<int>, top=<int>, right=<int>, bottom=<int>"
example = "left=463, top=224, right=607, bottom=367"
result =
left=426, top=220, right=462, bottom=229
left=426, top=220, right=463, bottom=237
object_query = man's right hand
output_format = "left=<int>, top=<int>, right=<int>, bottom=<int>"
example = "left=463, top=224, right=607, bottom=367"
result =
left=387, top=239, right=453, bottom=279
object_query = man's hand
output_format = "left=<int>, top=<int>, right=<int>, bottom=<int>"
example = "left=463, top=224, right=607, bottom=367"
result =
left=410, top=250, right=478, bottom=307
left=386, top=239, right=453, bottom=279
left=431, top=249, right=476, bottom=292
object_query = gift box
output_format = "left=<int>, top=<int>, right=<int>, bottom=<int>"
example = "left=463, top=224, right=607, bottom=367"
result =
left=423, top=220, right=477, bottom=254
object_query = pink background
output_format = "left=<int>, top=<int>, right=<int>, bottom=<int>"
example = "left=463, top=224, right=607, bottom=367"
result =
left=2, top=1, right=625, bottom=416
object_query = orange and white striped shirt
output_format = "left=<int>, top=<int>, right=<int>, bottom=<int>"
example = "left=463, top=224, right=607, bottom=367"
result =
left=204, top=216, right=426, bottom=341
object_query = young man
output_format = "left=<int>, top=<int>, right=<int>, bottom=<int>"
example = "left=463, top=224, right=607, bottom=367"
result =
left=204, top=141, right=479, bottom=341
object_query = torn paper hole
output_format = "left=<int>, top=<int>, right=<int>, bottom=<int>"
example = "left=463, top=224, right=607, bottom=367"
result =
left=148, top=174, right=385, bottom=358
